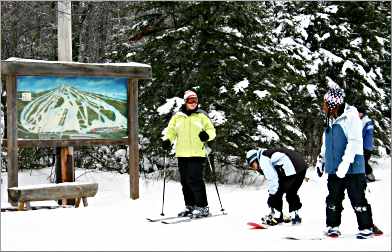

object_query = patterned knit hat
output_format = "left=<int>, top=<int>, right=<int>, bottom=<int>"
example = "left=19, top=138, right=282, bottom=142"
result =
left=324, top=87, right=344, bottom=110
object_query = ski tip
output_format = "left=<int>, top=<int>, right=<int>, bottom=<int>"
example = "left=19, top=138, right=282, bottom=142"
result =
left=247, top=222, right=266, bottom=229
left=284, top=236, right=300, bottom=240
left=284, top=236, right=324, bottom=240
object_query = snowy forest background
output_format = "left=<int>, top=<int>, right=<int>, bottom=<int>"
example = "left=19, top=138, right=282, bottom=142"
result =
left=0, top=1, right=391, bottom=184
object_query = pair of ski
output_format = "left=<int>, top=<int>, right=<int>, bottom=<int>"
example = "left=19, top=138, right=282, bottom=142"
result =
left=285, top=226, right=383, bottom=240
left=1, top=205, right=62, bottom=212
left=147, top=212, right=227, bottom=224
left=247, top=222, right=343, bottom=240
left=284, top=232, right=373, bottom=240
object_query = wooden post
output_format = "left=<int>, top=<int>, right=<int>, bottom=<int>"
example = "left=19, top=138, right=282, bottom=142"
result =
left=128, top=79, right=139, bottom=199
left=60, top=146, right=75, bottom=204
left=6, top=75, right=18, bottom=206
left=0, top=1, right=2, bottom=164
left=58, top=0, right=72, bottom=62
left=75, top=198, right=81, bottom=208
left=82, top=197, right=88, bottom=207
left=61, top=147, right=74, bottom=183
left=57, top=0, right=74, bottom=205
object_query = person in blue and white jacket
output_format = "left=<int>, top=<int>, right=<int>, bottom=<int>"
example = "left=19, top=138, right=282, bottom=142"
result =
left=357, top=105, right=376, bottom=182
left=315, top=87, right=382, bottom=239
left=246, top=147, right=308, bottom=225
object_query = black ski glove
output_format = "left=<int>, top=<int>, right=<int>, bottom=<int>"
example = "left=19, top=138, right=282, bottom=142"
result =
left=199, top=130, right=209, bottom=142
left=317, top=165, right=324, bottom=177
left=315, top=157, right=325, bottom=177
left=162, top=139, right=172, bottom=151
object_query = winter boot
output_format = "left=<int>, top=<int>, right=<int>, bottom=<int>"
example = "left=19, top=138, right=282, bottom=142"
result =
left=326, top=226, right=341, bottom=238
left=372, top=224, right=383, bottom=236
left=191, top=206, right=210, bottom=218
left=177, top=205, right=194, bottom=217
left=356, top=228, right=373, bottom=239
left=290, top=210, right=302, bottom=225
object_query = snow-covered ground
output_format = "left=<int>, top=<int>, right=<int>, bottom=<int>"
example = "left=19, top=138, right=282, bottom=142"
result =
left=1, top=156, right=391, bottom=251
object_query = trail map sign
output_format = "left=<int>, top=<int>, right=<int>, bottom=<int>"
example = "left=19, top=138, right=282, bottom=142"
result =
left=1, top=58, right=151, bottom=200
left=16, top=76, right=128, bottom=140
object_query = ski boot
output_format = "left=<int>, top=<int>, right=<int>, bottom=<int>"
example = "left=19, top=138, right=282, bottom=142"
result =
left=356, top=228, right=373, bottom=239
left=290, top=210, right=302, bottom=225
left=177, top=205, right=194, bottom=217
left=261, top=210, right=284, bottom=226
left=191, top=206, right=209, bottom=218
left=326, top=226, right=341, bottom=238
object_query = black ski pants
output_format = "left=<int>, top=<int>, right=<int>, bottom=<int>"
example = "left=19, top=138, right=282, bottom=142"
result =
left=267, top=169, right=306, bottom=213
left=364, top=149, right=373, bottom=175
left=178, top=157, right=208, bottom=208
left=326, top=174, right=373, bottom=230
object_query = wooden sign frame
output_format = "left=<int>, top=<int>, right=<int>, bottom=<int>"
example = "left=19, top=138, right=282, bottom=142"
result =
left=1, top=58, right=151, bottom=199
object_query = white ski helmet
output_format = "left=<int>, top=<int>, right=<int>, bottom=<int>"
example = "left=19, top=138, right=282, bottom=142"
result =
left=246, top=149, right=259, bottom=166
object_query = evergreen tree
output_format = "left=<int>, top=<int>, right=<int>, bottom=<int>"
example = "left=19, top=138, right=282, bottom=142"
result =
left=296, top=1, right=391, bottom=156
left=121, top=2, right=309, bottom=171
left=1, top=1, right=390, bottom=177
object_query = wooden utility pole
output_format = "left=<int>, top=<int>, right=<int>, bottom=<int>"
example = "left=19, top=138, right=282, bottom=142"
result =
left=57, top=0, right=75, bottom=205
left=58, top=0, right=72, bottom=61
left=0, top=0, right=3, bottom=167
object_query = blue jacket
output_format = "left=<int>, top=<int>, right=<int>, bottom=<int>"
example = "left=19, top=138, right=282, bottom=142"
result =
left=361, top=115, right=374, bottom=151
left=319, top=104, right=365, bottom=175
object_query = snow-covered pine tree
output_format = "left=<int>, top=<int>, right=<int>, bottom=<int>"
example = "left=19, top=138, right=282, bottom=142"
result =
left=1, top=1, right=390, bottom=176
left=295, top=1, right=391, bottom=156
left=121, top=2, right=309, bottom=173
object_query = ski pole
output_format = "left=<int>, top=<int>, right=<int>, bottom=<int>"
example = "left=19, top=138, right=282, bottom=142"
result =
left=160, top=152, right=167, bottom=216
left=204, top=144, right=225, bottom=212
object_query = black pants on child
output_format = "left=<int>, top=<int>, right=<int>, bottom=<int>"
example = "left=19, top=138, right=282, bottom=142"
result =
left=267, top=169, right=306, bottom=212
left=364, top=149, right=373, bottom=175
left=326, top=174, right=373, bottom=230
left=178, top=157, right=208, bottom=208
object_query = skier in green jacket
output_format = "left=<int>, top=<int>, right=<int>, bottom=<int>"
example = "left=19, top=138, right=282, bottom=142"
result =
left=162, top=90, right=216, bottom=218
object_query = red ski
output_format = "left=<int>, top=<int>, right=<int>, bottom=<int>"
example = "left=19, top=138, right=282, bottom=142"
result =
left=247, top=222, right=267, bottom=229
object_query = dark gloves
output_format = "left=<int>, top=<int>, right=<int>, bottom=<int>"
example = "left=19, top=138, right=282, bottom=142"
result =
left=317, top=165, right=324, bottom=177
left=315, top=157, right=325, bottom=177
left=162, top=139, right=172, bottom=151
left=199, top=130, right=209, bottom=142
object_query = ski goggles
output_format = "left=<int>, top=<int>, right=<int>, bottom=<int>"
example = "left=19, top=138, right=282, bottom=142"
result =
left=186, top=97, right=198, bottom=104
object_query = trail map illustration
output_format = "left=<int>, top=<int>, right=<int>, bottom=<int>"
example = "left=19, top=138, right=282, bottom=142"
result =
left=16, top=76, right=128, bottom=140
